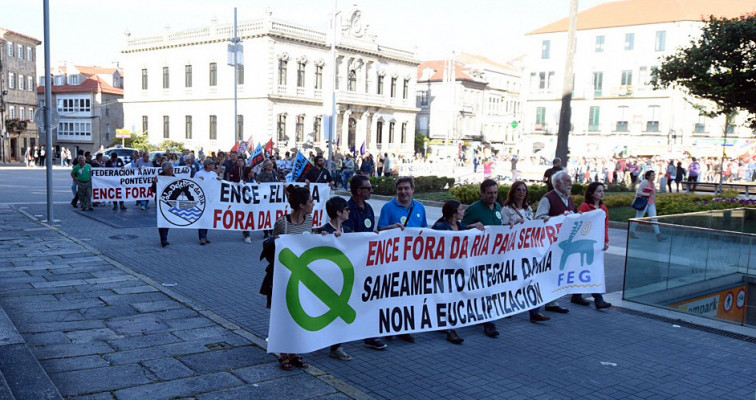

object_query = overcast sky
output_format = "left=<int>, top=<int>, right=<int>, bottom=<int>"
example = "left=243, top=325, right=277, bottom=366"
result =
left=2, top=0, right=617, bottom=72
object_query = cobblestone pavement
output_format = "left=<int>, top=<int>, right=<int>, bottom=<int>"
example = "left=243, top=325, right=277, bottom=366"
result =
left=1, top=168, right=756, bottom=399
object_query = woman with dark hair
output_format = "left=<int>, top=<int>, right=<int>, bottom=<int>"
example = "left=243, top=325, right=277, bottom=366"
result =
left=630, top=170, right=666, bottom=241
left=432, top=200, right=483, bottom=344
left=500, top=181, right=551, bottom=323
left=270, top=184, right=314, bottom=371
left=674, top=161, right=685, bottom=192
left=573, top=182, right=612, bottom=309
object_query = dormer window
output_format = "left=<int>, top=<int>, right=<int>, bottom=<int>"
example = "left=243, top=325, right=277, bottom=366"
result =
left=69, top=75, right=79, bottom=85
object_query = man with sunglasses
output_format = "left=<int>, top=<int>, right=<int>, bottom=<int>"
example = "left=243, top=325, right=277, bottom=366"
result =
left=343, top=174, right=389, bottom=351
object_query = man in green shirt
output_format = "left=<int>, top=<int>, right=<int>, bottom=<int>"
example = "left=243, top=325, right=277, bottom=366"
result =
left=461, top=179, right=502, bottom=338
left=71, top=155, right=93, bottom=211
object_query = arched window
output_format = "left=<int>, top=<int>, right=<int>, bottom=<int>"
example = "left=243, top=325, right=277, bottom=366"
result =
left=277, top=114, right=287, bottom=141
left=296, top=115, right=305, bottom=142
left=347, top=70, right=357, bottom=92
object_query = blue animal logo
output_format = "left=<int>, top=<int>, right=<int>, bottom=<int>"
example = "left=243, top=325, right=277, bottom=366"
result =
left=558, top=221, right=596, bottom=270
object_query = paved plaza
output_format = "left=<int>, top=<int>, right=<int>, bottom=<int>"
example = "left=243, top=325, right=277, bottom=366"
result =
left=0, top=167, right=755, bottom=399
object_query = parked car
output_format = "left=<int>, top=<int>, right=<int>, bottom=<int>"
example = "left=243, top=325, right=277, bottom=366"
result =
left=103, top=147, right=139, bottom=165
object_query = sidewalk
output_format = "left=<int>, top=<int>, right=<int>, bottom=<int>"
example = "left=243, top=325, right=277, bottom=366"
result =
left=0, top=205, right=365, bottom=399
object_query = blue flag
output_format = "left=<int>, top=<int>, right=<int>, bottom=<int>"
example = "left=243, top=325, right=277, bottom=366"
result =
left=247, top=144, right=265, bottom=168
left=291, top=152, right=313, bottom=182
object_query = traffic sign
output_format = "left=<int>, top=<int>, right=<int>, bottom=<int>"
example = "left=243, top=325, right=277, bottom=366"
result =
left=34, top=107, right=60, bottom=128
left=116, top=129, right=131, bottom=139
left=511, top=121, right=519, bottom=128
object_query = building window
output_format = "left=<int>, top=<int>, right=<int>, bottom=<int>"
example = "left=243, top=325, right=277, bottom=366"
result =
left=278, top=60, right=287, bottom=85
left=209, top=63, right=217, bottom=86
left=694, top=120, right=706, bottom=134
left=417, top=90, right=428, bottom=106
left=313, top=116, right=321, bottom=142
left=209, top=115, right=217, bottom=139
left=27, top=47, right=33, bottom=61
left=401, top=122, right=407, bottom=144
left=541, top=40, right=551, bottom=59
left=388, top=122, right=395, bottom=144
left=185, top=116, right=192, bottom=139
left=70, top=75, right=80, bottom=85
left=593, top=72, right=603, bottom=97
left=588, top=107, right=600, bottom=131
left=646, top=105, right=660, bottom=132
left=57, top=98, right=92, bottom=113
left=18, top=74, right=25, bottom=90
left=27, top=76, right=33, bottom=91
left=141, top=69, right=148, bottom=90
left=7, top=43, right=13, bottom=57
left=20, top=107, right=25, bottom=120
left=17, top=44, right=23, bottom=59
left=315, top=65, right=323, bottom=89
left=347, top=70, right=356, bottom=92
left=377, top=75, right=384, bottom=95
left=625, top=33, right=634, bottom=50
left=105, top=123, right=111, bottom=140
left=162, top=67, right=169, bottom=89
left=142, top=116, right=148, bottom=134
left=595, top=36, right=605, bottom=52
left=535, top=107, right=546, bottom=128
left=376, top=121, right=383, bottom=143
left=296, top=62, right=305, bottom=88
left=163, top=116, right=170, bottom=138
left=185, top=65, right=192, bottom=87
left=57, top=121, right=92, bottom=137
left=236, top=115, right=243, bottom=141
left=616, top=106, right=629, bottom=131
left=621, top=70, right=633, bottom=86
left=390, top=77, right=397, bottom=97
left=237, top=65, right=244, bottom=85
left=277, top=114, right=286, bottom=141
left=8, top=73, right=14, bottom=89
left=8, top=106, right=14, bottom=119
left=655, top=31, right=666, bottom=52
left=403, top=79, right=409, bottom=99
left=295, top=115, right=305, bottom=142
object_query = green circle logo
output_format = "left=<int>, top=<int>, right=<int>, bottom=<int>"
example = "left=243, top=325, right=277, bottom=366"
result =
left=279, top=247, right=356, bottom=331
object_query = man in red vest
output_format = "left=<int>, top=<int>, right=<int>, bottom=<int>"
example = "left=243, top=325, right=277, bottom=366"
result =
left=534, top=170, right=573, bottom=314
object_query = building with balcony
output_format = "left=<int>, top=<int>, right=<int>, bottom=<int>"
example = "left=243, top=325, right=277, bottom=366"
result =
left=522, top=0, right=756, bottom=158
left=0, top=28, right=40, bottom=163
left=37, top=65, right=124, bottom=156
left=416, top=53, right=522, bottom=155
left=121, top=6, right=419, bottom=157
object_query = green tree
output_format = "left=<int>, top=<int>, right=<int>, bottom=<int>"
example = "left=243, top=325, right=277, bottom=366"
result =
left=653, top=14, right=756, bottom=128
left=414, top=132, right=426, bottom=155
left=157, top=140, right=186, bottom=152
left=115, top=134, right=155, bottom=153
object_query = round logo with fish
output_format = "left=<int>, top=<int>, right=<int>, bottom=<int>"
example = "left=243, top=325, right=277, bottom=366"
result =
left=159, top=179, right=206, bottom=226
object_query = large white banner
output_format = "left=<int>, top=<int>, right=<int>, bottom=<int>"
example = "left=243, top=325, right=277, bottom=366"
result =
left=92, top=167, right=191, bottom=201
left=268, top=211, right=606, bottom=354
left=156, top=177, right=330, bottom=230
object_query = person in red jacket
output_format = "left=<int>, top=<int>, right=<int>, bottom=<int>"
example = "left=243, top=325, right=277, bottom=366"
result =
left=574, top=182, right=612, bottom=309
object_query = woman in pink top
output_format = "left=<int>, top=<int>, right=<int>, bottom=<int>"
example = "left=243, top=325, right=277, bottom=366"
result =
left=630, top=170, right=666, bottom=241
left=573, top=182, right=612, bottom=309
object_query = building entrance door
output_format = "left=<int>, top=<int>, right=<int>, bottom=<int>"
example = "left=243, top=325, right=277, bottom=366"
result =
left=10, top=138, right=18, bottom=161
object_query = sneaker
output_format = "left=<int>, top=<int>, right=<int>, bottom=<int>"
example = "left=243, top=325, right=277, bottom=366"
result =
left=200, top=239, right=206, bottom=245
left=595, top=300, right=612, bottom=310
left=364, top=338, right=387, bottom=350
left=656, top=234, right=668, bottom=242
left=244, top=236, right=252, bottom=244
left=329, top=347, right=352, bottom=361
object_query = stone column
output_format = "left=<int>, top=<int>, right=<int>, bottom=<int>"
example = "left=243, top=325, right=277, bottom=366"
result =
left=340, top=109, right=352, bottom=151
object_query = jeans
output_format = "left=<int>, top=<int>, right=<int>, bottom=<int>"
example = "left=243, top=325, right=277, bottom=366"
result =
left=159, top=228, right=169, bottom=244
left=630, top=203, right=660, bottom=235
left=342, top=171, right=354, bottom=189
left=198, top=229, right=208, bottom=241
left=76, top=180, right=92, bottom=209
left=687, top=175, right=698, bottom=193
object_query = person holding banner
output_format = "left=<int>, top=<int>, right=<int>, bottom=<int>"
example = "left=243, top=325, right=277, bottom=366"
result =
left=534, top=170, right=575, bottom=314
left=105, top=153, right=128, bottom=210
left=432, top=200, right=485, bottom=344
left=377, top=176, right=427, bottom=343
left=305, top=156, right=336, bottom=189
left=461, top=179, right=504, bottom=337
left=501, top=181, right=551, bottom=323
left=271, top=184, right=315, bottom=371
left=574, top=182, right=613, bottom=309
left=155, top=162, right=175, bottom=247
left=72, top=156, right=94, bottom=211
left=194, top=159, right=218, bottom=245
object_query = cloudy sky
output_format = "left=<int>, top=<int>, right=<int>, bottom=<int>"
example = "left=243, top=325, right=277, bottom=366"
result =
left=2, top=0, right=617, bottom=71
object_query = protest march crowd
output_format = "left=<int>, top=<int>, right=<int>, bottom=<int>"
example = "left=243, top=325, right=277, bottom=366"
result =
left=64, top=141, right=634, bottom=371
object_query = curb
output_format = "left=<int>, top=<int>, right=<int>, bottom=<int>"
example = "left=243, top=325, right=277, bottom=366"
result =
left=0, top=302, right=62, bottom=400
left=13, top=206, right=374, bottom=400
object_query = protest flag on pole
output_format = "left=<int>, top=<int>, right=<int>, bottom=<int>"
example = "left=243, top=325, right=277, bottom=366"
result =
left=291, top=152, right=314, bottom=182
left=265, top=139, right=274, bottom=156
left=230, top=141, right=241, bottom=153
left=247, top=144, right=265, bottom=168
left=360, top=142, right=366, bottom=155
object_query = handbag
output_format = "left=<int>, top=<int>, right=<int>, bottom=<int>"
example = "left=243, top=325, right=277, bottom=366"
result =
left=631, top=196, right=649, bottom=211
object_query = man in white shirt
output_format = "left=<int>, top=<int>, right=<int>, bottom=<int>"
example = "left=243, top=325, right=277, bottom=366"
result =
left=194, top=159, right=218, bottom=245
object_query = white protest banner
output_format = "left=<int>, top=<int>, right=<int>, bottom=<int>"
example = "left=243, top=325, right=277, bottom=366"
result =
left=92, top=167, right=191, bottom=202
left=268, top=211, right=606, bottom=354
left=156, top=177, right=330, bottom=231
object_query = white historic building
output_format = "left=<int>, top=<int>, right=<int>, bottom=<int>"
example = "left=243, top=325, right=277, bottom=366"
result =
left=121, top=6, right=419, bottom=157
left=416, top=53, right=522, bottom=156
left=522, top=0, right=756, bottom=158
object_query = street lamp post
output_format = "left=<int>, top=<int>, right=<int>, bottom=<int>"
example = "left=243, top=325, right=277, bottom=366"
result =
left=43, top=0, right=54, bottom=223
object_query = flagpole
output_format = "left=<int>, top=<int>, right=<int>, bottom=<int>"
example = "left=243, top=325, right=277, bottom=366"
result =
left=327, top=0, right=338, bottom=170
left=233, top=8, right=239, bottom=144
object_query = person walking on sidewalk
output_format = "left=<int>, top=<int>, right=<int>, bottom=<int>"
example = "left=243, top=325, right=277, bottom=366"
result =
left=461, top=179, right=504, bottom=337
left=432, top=200, right=484, bottom=344
left=71, top=156, right=93, bottom=211
left=629, top=171, right=667, bottom=241
left=194, top=159, right=218, bottom=245
left=501, top=181, right=552, bottom=323
left=154, top=162, right=175, bottom=247
left=687, top=157, right=700, bottom=193
left=105, top=153, right=127, bottom=210
left=574, top=182, right=613, bottom=309
left=534, top=171, right=574, bottom=314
